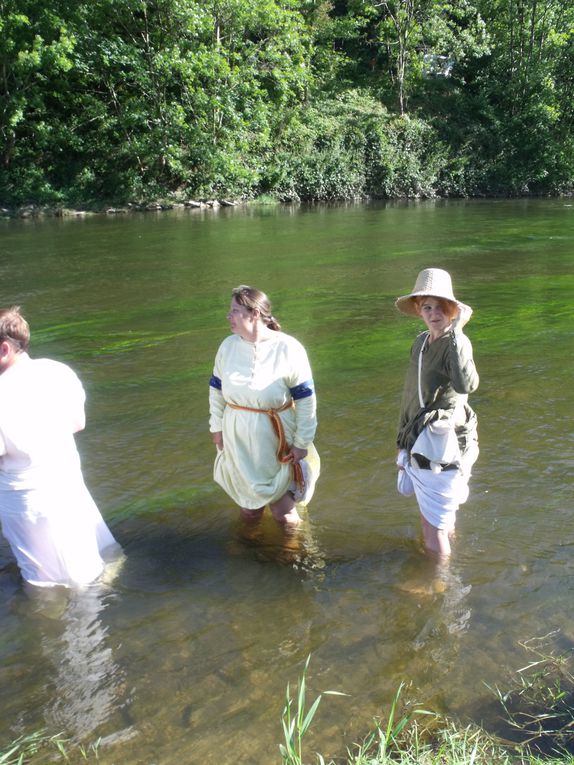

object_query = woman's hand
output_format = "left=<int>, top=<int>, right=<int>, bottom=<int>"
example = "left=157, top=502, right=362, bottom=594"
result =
left=452, top=302, right=473, bottom=333
left=287, top=446, right=308, bottom=464
left=212, top=431, right=224, bottom=451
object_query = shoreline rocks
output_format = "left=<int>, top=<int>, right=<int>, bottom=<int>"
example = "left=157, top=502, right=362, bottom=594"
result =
left=0, top=198, right=244, bottom=219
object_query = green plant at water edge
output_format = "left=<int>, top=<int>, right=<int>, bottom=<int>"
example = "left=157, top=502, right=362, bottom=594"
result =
left=491, top=632, right=574, bottom=756
left=279, top=663, right=438, bottom=765
left=0, top=730, right=63, bottom=765
left=53, top=735, right=101, bottom=762
left=278, top=666, right=544, bottom=764
left=0, top=731, right=100, bottom=765
left=347, top=719, right=518, bottom=765
left=280, top=654, right=347, bottom=765
left=345, top=681, right=429, bottom=763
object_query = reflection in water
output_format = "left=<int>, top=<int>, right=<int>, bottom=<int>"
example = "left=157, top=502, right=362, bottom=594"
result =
left=396, top=557, right=472, bottom=657
left=412, top=566, right=472, bottom=653
left=17, top=575, right=129, bottom=742
left=235, top=512, right=326, bottom=575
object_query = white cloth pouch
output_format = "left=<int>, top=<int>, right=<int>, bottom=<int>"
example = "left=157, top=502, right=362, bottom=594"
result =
left=411, top=420, right=461, bottom=473
left=396, top=449, right=415, bottom=496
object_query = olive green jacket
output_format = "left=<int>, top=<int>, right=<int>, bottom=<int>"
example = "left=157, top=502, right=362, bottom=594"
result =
left=397, top=330, right=479, bottom=453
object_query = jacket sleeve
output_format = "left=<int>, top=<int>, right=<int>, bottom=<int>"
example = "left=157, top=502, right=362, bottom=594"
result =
left=445, top=331, right=479, bottom=394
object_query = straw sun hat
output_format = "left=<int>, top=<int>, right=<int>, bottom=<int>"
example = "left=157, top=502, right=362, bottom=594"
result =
left=395, top=268, right=471, bottom=318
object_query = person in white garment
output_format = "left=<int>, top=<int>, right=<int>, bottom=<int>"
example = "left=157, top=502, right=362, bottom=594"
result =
left=0, top=306, right=120, bottom=587
left=209, top=285, right=320, bottom=526
left=395, top=269, right=479, bottom=558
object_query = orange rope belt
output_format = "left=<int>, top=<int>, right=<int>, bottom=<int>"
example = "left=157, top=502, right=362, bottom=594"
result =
left=227, top=399, right=304, bottom=493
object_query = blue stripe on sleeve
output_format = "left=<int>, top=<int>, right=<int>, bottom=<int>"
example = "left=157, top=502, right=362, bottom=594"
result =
left=209, top=375, right=222, bottom=390
left=289, top=380, right=314, bottom=400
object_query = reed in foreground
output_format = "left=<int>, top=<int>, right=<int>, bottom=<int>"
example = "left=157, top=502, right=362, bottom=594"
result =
left=280, top=638, right=574, bottom=765
left=0, top=730, right=100, bottom=765
left=280, top=654, right=348, bottom=765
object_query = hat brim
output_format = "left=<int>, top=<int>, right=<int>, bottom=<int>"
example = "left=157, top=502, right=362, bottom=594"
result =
left=395, top=294, right=471, bottom=318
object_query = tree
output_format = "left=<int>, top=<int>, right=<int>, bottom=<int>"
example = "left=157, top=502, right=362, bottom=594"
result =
left=330, top=0, right=488, bottom=114
left=0, top=0, right=77, bottom=201
left=0, top=0, right=315, bottom=204
left=466, top=0, right=574, bottom=191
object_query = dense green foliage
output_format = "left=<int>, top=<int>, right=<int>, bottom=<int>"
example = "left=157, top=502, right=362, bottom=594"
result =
left=1, top=0, right=573, bottom=206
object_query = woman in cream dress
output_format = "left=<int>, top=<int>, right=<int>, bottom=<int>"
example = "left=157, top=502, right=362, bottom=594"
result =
left=209, top=286, right=319, bottom=526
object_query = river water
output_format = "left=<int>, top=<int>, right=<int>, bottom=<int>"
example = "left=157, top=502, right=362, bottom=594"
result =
left=0, top=199, right=573, bottom=763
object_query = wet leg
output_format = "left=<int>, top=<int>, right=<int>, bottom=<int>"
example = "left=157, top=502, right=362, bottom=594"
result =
left=420, top=513, right=452, bottom=558
left=240, top=506, right=265, bottom=523
left=270, top=492, right=301, bottom=527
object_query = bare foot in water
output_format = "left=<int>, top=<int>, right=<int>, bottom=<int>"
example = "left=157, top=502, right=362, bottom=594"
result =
left=240, top=506, right=265, bottom=523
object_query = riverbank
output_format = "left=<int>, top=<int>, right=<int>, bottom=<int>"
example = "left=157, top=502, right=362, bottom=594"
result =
left=278, top=644, right=574, bottom=765
left=2, top=191, right=572, bottom=221
left=5, top=686, right=573, bottom=764
left=0, top=721, right=553, bottom=765
left=0, top=198, right=244, bottom=220
left=6, top=640, right=573, bottom=765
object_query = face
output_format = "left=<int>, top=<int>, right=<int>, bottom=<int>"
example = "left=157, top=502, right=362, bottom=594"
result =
left=417, top=297, right=452, bottom=337
left=227, top=298, right=257, bottom=338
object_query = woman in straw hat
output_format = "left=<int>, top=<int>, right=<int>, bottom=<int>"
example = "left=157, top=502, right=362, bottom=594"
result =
left=395, top=268, right=479, bottom=558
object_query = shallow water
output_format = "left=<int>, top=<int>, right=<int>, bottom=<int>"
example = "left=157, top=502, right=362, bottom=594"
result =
left=0, top=199, right=573, bottom=762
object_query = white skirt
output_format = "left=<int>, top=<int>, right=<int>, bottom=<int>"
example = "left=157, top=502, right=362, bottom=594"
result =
left=0, top=477, right=119, bottom=588
left=396, top=449, right=474, bottom=531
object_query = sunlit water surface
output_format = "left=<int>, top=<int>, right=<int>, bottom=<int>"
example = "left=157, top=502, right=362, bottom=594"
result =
left=0, top=199, right=573, bottom=763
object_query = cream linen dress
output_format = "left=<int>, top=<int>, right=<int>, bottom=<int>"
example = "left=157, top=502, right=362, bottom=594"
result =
left=0, top=354, right=119, bottom=587
left=209, top=332, right=319, bottom=509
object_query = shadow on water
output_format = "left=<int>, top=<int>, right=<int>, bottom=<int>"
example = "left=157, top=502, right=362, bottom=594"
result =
left=110, top=504, right=328, bottom=594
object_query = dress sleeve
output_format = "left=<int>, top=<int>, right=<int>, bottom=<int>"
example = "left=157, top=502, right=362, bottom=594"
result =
left=209, top=344, right=226, bottom=433
left=445, top=331, right=479, bottom=394
left=291, top=394, right=317, bottom=449
left=286, top=338, right=317, bottom=449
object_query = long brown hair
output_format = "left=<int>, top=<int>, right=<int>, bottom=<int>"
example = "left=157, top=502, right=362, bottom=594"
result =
left=231, top=286, right=281, bottom=331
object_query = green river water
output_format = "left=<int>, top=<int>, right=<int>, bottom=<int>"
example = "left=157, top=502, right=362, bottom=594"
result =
left=0, top=199, right=573, bottom=763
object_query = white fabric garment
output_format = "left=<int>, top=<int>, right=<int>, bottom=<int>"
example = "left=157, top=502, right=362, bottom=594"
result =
left=396, top=449, right=469, bottom=531
left=0, top=354, right=119, bottom=587
left=411, top=419, right=462, bottom=473
left=209, top=332, right=319, bottom=509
